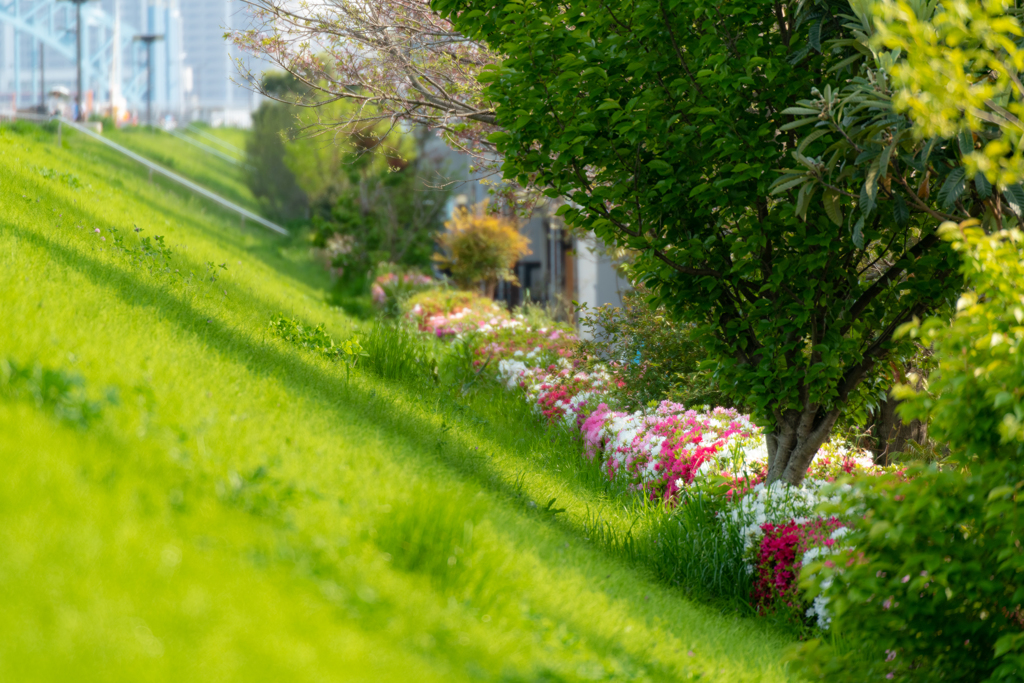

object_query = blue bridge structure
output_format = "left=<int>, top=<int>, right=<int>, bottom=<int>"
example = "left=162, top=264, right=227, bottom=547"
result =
left=0, top=0, right=179, bottom=114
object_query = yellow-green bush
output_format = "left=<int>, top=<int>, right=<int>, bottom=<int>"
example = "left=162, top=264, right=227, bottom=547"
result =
left=434, top=202, right=530, bottom=295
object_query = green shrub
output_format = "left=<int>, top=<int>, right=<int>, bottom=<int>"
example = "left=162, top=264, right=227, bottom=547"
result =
left=403, top=288, right=489, bottom=318
left=793, top=223, right=1024, bottom=682
left=577, top=289, right=727, bottom=411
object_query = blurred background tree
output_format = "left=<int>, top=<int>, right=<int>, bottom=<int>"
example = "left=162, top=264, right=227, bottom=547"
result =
left=245, top=70, right=453, bottom=291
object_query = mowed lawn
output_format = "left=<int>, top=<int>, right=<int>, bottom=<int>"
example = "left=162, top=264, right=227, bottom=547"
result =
left=0, top=122, right=798, bottom=682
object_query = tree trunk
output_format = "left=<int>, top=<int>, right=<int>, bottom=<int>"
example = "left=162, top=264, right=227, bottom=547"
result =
left=765, top=405, right=841, bottom=486
left=871, top=395, right=928, bottom=466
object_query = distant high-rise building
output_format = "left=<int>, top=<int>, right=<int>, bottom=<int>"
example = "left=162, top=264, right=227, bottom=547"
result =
left=179, top=0, right=266, bottom=126
left=102, top=0, right=185, bottom=116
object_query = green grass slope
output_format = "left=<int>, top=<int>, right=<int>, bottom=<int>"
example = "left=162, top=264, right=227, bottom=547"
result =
left=182, top=123, right=249, bottom=156
left=0, top=122, right=797, bottom=682
left=103, top=125, right=258, bottom=213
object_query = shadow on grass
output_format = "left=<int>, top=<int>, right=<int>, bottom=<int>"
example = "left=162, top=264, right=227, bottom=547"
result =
left=47, top=126, right=334, bottom=298
left=7, top=216, right=790, bottom=676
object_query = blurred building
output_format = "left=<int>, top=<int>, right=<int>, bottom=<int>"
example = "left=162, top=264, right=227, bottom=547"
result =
left=179, top=0, right=265, bottom=126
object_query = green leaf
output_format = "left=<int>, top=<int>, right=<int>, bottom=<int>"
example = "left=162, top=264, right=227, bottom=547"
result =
left=987, top=485, right=1014, bottom=501
left=827, top=53, right=865, bottom=74
left=770, top=175, right=810, bottom=195
left=808, top=20, right=822, bottom=52
left=1005, top=184, right=1024, bottom=218
left=878, top=139, right=897, bottom=181
left=921, top=137, right=939, bottom=165
left=852, top=215, right=865, bottom=249
left=823, top=189, right=843, bottom=226
left=796, top=182, right=815, bottom=220
left=860, top=158, right=880, bottom=216
left=780, top=107, right=821, bottom=116
left=958, top=129, right=974, bottom=157
left=797, top=129, right=829, bottom=154
left=647, top=160, right=672, bottom=175
left=893, top=193, right=909, bottom=226
left=780, top=117, right=819, bottom=131
left=596, top=100, right=621, bottom=111
left=975, top=172, right=993, bottom=199
left=938, top=167, right=967, bottom=210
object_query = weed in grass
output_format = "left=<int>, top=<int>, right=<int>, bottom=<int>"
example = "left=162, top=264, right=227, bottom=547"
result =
left=0, top=358, right=115, bottom=428
left=104, top=227, right=175, bottom=273
left=268, top=313, right=366, bottom=380
left=37, top=167, right=82, bottom=189
left=268, top=313, right=344, bottom=359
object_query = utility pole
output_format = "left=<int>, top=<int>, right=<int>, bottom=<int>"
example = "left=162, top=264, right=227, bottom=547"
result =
left=39, top=43, right=45, bottom=113
left=60, top=0, right=93, bottom=121
left=133, top=34, right=164, bottom=127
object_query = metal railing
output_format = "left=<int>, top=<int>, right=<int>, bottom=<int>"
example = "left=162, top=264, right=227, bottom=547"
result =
left=185, top=124, right=246, bottom=157
left=0, top=110, right=288, bottom=237
left=166, top=128, right=250, bottom=167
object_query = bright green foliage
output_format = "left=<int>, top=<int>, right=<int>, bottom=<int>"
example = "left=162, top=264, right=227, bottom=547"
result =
left=903, top=223, right=1024, bottom=453
left=435, top=0, right=961, bottom=483
left=874, top=0, right=1024, bottom=186
left=0, top=122, right=802, bottom=681
left=793, top=224, right=1024, bottom=681
left=268, top=313, right=349, bottom=360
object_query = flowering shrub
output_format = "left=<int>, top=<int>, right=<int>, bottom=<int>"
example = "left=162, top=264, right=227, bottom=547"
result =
left=370, top=267, right=435, bottom=315
left=495, top=354, right=908, bottom=622
left=405, top=289, right=577, bottom=371
left=403, top=290, right=907, bottom=631
left=752, top=517, right=844, bottom=615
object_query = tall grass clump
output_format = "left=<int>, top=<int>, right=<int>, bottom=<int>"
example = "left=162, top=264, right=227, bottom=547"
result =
left=362, top=320, right=435, bottom=382
left=641, top=490, right=752, bottom=605
left=372, top=486, right=515, bottom=609
left=583, top=489, right=752, bottom=609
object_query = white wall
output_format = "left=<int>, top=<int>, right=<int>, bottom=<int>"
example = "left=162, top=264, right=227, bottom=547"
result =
left=574, top=234, right=630, bottom=337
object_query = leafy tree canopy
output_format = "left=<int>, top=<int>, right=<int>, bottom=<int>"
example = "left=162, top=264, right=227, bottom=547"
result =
left=431, top=0, right=1002, bottom=483
left=875, top=0, right=1024, bottom=187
